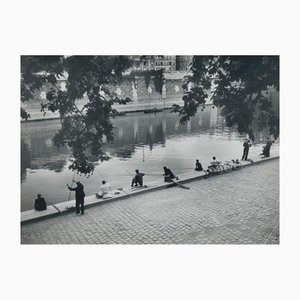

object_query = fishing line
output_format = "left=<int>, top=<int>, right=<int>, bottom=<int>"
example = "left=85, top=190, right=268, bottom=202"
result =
left=121, top=165, right=133, bottom=176
left=94, top=163, right=105, bottom=181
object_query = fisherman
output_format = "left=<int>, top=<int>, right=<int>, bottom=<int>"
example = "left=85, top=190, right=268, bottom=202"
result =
left=34, top=194, right=47, bottom=211
left=260, top=138, right=273, bottom=157
left=195, top=159, right=203, bottom=171
left=97, top=180, right=112, bottom=199
left=163, top=166, right=178, bottom=182
left=131, top=169, right=145, bottom=187
left=67, top=180, right=85, bottom=215
left=242, top=139, right=252, bottom=161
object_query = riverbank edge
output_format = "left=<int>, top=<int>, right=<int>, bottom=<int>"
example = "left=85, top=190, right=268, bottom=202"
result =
left=20, top=106, right=171, bottom=123
left=21, top=156, right=279, bottom=225
left=21, top=102, right=214, bottom=123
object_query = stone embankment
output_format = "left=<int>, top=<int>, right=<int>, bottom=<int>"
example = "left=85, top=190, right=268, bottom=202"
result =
left=21, top=155, right=279, bottom=225
left=21, top=156, right=279, bottom=244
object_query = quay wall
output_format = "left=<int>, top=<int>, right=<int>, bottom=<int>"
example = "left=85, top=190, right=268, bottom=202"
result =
left=21, top=73, right=190, bottom=121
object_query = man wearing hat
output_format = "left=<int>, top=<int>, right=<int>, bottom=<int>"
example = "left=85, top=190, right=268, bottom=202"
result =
left=131, top=169, right=145, bottom=187
left=242, top=139, right=252, bottom=161
left=67, top=180, right=85, bottom=215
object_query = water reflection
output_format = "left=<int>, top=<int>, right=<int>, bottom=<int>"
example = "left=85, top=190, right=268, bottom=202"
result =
left=21, top=121, right=70, bottom=181
left=21, top=107, right=221, bottom=181
left=21, top=141, right=31, bottom=182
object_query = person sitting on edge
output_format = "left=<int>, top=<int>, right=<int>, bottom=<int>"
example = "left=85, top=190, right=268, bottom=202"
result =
left=207, top=156, right=219, bottom=171
left=260, top=138, right=274, bottom=158
left=195, top=159, right=203, bottom=171
left=97, top=180, right=112, bottom=199
left=131, top=169, right=145, bottom=187
left=163, top=166, right=178, bottom=182
left=34, top=194, right=47, bottom=211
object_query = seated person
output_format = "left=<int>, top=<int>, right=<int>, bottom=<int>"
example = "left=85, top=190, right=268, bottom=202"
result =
left=34, top=194, right=47, bottom=211
left=163, top=166, right=178, bottom=182
left=207, top=156, right=220, bottom=171
left=195, top=159, right=203, bottom=171
left=231, top=159, right=241, bottom=168
left=131, top=170, right=145, bottom=187
left=97, top=180, right=112, bottom=199
left=260, top=139, right=273, bottom=157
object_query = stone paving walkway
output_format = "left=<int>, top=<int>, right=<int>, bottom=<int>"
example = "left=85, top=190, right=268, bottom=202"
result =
left=21, top=158, right=279, bottom=244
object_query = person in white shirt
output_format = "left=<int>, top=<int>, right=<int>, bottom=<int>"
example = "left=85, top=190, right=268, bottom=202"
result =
left=97, top=180, right=112, bottom=199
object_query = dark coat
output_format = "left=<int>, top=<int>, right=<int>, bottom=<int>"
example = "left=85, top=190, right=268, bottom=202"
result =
left=68, top=184, right=85, bottom=202
left=164, top=168, right=176, bottom=179
left=34, top=197, right=47, bottom=211
left=195, top=162, right=203, bottom=171
left=243, top=141, right=251, bottom=150
left=132, top=172, right=145, bottom=186
left=262, top=141, right=272, bottom=157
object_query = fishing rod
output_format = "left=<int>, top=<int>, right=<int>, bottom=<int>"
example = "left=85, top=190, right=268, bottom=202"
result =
left=145, top=173, right=163, bottom=176
left=67, top=170, right=76, bottom=202
left=117, top=187, right=131, bottom=197
left=121, top=165, right=133, bottom=176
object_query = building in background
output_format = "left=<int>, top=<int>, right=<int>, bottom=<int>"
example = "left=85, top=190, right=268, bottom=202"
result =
left=129, top=55, right=177, bottom=72
left=176, top=55, right=193, bottom=71
left=153, top=55, right=176, bottom=72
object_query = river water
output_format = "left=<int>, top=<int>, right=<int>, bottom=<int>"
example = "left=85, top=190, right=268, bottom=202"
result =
left=21, top=106, right=271, bottom=211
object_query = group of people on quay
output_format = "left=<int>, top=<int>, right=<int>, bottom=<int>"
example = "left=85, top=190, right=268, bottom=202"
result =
left=34, top=138, right=275, bottom=214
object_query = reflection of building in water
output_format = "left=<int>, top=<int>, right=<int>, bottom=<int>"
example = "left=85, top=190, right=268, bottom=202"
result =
left=187, top=120, right=191, bottom=132
left=110, top=106, right=219, bottom=157
left=21, top=108, right=222, bottom=171
left=21, top=121, right=71, bottom=180
left=118, top=127, right=124, bottom=138
left=209, top=106, right=218, bottom=128
left=21, top=141, right=31, bottom=181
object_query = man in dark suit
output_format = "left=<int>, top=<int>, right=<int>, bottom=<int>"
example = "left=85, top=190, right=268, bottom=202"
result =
left=242, top=139, right=252, bottom=160
left=67, top=181, right=85, bottom=215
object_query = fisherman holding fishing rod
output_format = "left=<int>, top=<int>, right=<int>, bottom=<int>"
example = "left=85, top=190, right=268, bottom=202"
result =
left=131, top=169, right=145, bottom=187
left=67, top=180, right=85, bottom=215
left=163, top=166, right=178, bottom=182
left=97, top=180, right=113, bottom=199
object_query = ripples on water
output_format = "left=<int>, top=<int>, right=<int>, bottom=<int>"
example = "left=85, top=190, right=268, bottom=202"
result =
left=21, top=107, right=271, bottom=211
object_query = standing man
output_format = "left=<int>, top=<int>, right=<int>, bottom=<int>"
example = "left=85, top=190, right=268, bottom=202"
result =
left=242, top=139, right=252, bottom=161
left=67, top=181, right=85, bottom=215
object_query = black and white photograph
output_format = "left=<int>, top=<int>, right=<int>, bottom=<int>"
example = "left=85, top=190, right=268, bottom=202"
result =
left=1, top=1, right=300, bottom=300
left=20, top=55, right=280, bottom=245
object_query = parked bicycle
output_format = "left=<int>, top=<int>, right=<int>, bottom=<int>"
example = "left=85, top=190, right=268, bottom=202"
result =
left=204, top=161, right=224, bottom=177
left=205, top=159, right=242, bottom=177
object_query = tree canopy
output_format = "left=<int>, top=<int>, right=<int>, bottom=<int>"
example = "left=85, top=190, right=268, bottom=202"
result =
left=21, top=55, right=133, bottom=175
left=21, top=55, right=279, bottom=175
left=172, top=56, right=279, bottom=141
